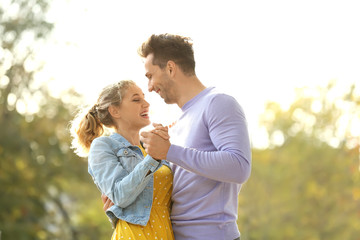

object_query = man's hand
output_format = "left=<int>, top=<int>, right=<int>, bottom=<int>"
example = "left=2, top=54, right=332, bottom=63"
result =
left=140, top=128, right=171, bottom=160
left=101, top=193, right=114, bottom=211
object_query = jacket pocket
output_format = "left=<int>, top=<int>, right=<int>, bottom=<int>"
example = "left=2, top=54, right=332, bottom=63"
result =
left=116, top=148, right=136, bottom=158
left=116, top=148, right=139, bottom=172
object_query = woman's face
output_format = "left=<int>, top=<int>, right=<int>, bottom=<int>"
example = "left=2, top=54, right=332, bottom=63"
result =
left=116, top=84, right=151, bottom=130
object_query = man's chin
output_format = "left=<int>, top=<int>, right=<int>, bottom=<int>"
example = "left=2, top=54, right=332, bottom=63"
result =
left=164, top=99, right=175, bottom=104
left=160, top=94, right=175, bottom=104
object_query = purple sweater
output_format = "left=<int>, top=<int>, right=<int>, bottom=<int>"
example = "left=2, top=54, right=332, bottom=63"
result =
left=167, top=87, right=251, bottom=240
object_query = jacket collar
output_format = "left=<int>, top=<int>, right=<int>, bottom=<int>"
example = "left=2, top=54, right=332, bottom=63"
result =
left=109, top=132, right=132, bottom=147
left=109, top=132, right=145, bottom=149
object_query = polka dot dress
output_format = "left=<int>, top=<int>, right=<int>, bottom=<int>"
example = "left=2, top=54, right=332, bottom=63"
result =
left=111, top=147, right=174, bottom=240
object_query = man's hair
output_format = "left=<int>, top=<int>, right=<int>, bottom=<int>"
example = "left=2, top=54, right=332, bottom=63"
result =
left=138, top=33, right=196, bottom=76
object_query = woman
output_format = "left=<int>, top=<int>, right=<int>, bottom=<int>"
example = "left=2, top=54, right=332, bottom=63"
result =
left=70, top=80, right=174, bottom=240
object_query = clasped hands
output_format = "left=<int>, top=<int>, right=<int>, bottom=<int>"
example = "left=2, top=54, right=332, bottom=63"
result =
left=140, top=123, right=171, bottom=161
left=102, top=123, right=171, bottom=211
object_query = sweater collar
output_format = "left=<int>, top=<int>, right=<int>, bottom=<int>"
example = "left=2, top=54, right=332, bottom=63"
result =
left=182, top=87, right=215, bottom=111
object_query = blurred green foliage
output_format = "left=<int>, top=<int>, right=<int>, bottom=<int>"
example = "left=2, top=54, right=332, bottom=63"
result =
left=238, top=83, right=360, bottom=240
left=0, top=0, right=112, bottom=239
left=1, top=0, right=359, bottom=239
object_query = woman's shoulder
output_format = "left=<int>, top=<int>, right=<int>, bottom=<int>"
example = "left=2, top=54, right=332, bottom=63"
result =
left=89, top=136, right=113, bottom=153
left=91, top=134, right=133, bottom=154
left=92, top=135, right=112, bottom=145
left=93, top=133, right=126, bottom=145
left=90, top=135, right=121, bottom=151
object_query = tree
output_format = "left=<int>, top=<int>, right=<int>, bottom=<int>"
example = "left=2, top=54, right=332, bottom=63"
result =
left=0, top=1, right=112, bottom=239
left=237, top=82, right=360, bottom=240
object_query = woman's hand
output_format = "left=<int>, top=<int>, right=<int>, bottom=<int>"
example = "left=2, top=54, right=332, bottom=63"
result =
left=150, top=123, right=169, bottom=140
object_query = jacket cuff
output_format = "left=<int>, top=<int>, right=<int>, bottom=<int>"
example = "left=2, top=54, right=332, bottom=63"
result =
left=143, top=155, right=161, bottom=172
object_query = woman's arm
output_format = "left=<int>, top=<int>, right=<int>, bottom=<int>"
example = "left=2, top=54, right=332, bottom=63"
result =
left=89, top=137, right=161, bottom=208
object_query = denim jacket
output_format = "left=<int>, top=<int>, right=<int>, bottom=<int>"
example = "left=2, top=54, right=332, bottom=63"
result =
left=88, top=133, right=167, bottom=228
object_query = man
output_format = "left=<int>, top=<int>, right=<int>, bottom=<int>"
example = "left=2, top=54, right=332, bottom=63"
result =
left=139, top=34, right=251, bottom=240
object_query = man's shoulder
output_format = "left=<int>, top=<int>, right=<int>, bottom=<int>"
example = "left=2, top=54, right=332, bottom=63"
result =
left=202, top=88, right=244, bottom=119
left=204, top=88, right=237, bottom=105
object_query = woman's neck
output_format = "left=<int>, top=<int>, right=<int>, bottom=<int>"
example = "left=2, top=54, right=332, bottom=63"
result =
left=116, top=129, right=140, bottom=146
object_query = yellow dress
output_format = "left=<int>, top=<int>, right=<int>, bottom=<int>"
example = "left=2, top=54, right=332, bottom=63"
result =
left=111, top=146, right=174, bottom=240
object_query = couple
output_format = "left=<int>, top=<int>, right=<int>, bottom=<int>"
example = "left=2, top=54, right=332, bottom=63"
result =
left=71, top=34, right=252, bottom=240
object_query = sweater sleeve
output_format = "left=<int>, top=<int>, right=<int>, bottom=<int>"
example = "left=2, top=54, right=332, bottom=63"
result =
left=166, top=94, right=251, bottom=184
left=89, top=138, right=161, bottom=208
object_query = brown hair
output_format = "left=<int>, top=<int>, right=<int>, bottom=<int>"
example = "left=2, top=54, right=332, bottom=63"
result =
left=138, top=33, right=196, bottom=76
left=70, top=80, right=136, bottom=157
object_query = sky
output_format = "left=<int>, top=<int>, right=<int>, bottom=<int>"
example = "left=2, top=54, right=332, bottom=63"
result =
left=39, top=0, right=360, bottom=148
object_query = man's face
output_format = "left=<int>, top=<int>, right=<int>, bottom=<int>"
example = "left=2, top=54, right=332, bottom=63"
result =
left=144, top=53, right=176, bottom=104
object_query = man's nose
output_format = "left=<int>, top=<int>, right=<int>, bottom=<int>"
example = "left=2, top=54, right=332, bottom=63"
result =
left=148, top=81, right=154, bottom=92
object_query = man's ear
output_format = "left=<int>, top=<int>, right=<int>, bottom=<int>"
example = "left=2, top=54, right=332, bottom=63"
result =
left=167, top=60, right=176, bottom=76
left=108, top=105, right=121, bottom=119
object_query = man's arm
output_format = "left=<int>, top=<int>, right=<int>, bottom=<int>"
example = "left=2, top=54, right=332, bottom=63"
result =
left=101, top=194, right=114, bottom=211
left=141, top=94, right=251, bottom=184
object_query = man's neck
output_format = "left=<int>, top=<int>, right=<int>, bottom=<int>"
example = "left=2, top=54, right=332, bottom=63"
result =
left=176, top=75, right=206, bottom=108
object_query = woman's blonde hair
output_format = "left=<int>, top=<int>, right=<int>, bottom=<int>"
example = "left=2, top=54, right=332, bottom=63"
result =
left=70, top=80, right=136, bottom=157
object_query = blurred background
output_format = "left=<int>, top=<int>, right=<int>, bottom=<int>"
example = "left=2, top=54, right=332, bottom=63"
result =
left=0, top=0, right=359, bottom=239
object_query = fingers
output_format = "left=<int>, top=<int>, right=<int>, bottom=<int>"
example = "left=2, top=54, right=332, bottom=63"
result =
left=140, top=131, right=150, bottom=138
left=140, top=131, right=150, bottom=144
left=140, top=132, right=149, bottom=144
left=101, top=194, right=114, bottom=211
left=103, top=197, right=114, bottom=211
left=152, top=123, right=164, bottom=128
left=103, top=200, right=114, bottom=211
left=154, top=125, right=168, bottom=132
left=141, top=130, right=169, bottom=143
left=139, top=130, right=170, bottom=160
left=151, top=123, right=169, bottom=140
left=153, top=123, right=168, bottom=132
left=151, top=129, right=170, bottom=140
left=101, top=193, right=108, bottom=204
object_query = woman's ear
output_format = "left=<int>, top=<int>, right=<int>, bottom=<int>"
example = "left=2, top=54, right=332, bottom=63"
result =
left=108, top=105, right=121, bottom=119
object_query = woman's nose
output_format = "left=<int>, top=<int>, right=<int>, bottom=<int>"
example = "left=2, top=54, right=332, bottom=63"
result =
left=143, top=99, right=150, bottom=107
